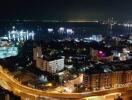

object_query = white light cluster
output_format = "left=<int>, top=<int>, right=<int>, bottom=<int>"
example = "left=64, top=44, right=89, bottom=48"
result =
left=8, top=26, right=35, bottom=42
left=66, top=29, right=74, bottom=35
left=47, top=27, right=74, bottom=35
left=123, top=24, right=132, bottom=27
left=91, top=35, right=103, bottom=42
left=0, top=47, right=18, bottom=59
left=48, top=28, right=54, bottom=33
left=58, top=27, right=65, bottom=34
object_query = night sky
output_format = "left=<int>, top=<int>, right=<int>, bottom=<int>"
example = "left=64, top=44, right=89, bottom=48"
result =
left=0, top=0, right=132, bottom=21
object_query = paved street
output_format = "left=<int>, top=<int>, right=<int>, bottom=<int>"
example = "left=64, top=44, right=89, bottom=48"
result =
left=0, top=66, right=132, bottom=100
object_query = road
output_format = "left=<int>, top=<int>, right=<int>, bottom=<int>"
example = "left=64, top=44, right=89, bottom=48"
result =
left=0, top=65, right=132, bottom=100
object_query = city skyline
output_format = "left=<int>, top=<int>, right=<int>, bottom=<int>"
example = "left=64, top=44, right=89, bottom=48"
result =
left=0, top=0, right=132, bottom=100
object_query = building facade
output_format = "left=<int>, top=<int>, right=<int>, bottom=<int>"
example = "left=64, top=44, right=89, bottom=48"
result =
left=33, top=47, right=42, bottom=60
left=36, top=58, right=64, bottom=73
left=83, top=70, right=132, bottom=91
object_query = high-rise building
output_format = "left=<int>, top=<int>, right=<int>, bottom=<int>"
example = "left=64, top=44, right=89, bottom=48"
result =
left=36, top=57, right=43, bottom=69
left=100, top=73, right=112, bottom=89
left=83, top=70, right=132, bottom=91
left=112, top=71, right=124, bottom=88
left=91, top=74, right=100, bottom=91
left=90, top=47, right=98, bottom=59
left=33, top=47, right=42, bottom=60
left=43, top=58, right=64, bottom=73
left=125, top=70, right=132, bottom=84
left=36, top=57, right=64, bottom=73
left=83, top=74, right=91, bottom=91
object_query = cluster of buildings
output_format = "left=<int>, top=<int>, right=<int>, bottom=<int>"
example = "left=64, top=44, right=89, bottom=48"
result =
left=90, top=35, right=103, bottom=42
left=82, top=35, right=103, bottom=43
left=25, top=34, right=132, bottom=93
left=90, top=36, right=132, bottom=62
left=48, top=27, right=74, bottom=35
left=83, top=62, right=132, bottom=91
left=33, top=47, right=64, bottom=73
left=8, top=26, right=35, bottom=42
left=0, top=47, right=18, bottom=59
left=0, top=26, right=36, bottom=59
left=90, top=47, right=113, bottom=62
left=0, top=26, right=35, bottom=43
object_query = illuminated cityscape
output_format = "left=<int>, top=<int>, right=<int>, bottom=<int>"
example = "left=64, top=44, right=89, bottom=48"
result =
left=0, top=0, right=132, bottom=100
left=8, top=26, right=35, bottom=42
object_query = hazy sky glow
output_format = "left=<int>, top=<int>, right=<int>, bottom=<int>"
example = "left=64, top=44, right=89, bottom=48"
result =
left=0, top=0, right=132, bottom=21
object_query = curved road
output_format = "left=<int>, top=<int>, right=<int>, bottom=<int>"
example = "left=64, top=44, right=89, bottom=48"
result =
left=0, top=65, right=132, bottom=100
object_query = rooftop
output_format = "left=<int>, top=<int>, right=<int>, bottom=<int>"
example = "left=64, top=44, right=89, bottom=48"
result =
left=84, top=60, right=132, bottom=74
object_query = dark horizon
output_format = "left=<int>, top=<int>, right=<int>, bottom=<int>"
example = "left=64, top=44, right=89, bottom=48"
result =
left=0, top=0, right=132, bottom=22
